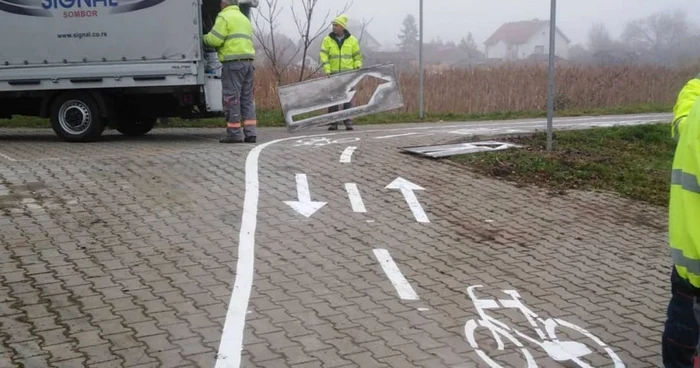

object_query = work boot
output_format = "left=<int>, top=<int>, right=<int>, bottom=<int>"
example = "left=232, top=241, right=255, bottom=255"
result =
left=244, top=136, right=257, bottom=143
left=219, top=136, right=243, bottom=144
left=222, top=126, right=244, bottom=143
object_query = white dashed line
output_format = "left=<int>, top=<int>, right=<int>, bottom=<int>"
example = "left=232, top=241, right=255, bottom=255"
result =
left=340, top=146, right=357, bottom=163
left=373, top=248, right=419, bottom=301
left=0, top=151, right=16, bottom=162
left=345, top=183, right=367, bottom=213
left=374, top=132, right=419, bottom=139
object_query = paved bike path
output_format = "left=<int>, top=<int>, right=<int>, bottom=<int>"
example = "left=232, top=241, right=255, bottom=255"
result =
left=227, top=123, right=668, bottom=367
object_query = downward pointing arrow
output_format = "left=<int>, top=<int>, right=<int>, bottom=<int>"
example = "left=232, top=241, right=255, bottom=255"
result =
left=284, top=174, right=327, bottom=218
left=386, top=177, right=429, bottom=223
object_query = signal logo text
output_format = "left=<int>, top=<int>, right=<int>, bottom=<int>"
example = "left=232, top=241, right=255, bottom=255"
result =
left=41, top=0, right=118, bottom=18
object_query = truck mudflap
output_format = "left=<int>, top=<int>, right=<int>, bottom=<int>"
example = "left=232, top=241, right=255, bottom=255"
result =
left=277, top=63, right=404, bottom=132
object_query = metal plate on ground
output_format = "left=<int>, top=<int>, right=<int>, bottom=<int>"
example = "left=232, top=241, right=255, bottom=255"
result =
left=277, top=63, right=404, bottom=132
left=400, top=141, right=522, bottom=158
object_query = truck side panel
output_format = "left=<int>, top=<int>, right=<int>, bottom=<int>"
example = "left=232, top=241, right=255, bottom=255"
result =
left=0, top=0, right=201, bottom=67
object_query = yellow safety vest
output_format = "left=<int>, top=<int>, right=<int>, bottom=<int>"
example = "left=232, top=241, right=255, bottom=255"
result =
left=669, top=76, right=700, bottom=287
left=320, top=31, right=362, bottom=75
left=203, top=5, right=255, bottom=62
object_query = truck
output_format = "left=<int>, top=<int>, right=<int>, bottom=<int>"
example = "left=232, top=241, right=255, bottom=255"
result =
left=0, top=0, right=258, bottom=142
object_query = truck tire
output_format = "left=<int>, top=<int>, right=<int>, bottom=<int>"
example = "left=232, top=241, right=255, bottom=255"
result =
left=116, top=117, right=156, bottom=137
left=49, top=92, right=104, bottom=142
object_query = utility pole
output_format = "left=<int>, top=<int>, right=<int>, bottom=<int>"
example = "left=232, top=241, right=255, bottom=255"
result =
left=418, top=0, right=424, bottom=119
left=546, top=0, right=557, bottom=151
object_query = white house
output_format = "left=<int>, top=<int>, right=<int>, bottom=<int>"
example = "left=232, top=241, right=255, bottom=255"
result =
left=484, top=19, right=570, bottom=60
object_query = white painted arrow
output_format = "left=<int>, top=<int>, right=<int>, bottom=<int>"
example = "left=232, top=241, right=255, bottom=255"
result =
left=386, top=177, right=429, bottom=223
left=284, top=174, right=327, bottom=218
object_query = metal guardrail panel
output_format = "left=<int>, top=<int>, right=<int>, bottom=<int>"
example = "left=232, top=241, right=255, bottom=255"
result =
left=277, top=63, right=404, bottom=132
left=400, top=141, right=522, bottom=158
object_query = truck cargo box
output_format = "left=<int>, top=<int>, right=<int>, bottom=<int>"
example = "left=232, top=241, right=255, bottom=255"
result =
left=0, top=0, right=201, bottom=67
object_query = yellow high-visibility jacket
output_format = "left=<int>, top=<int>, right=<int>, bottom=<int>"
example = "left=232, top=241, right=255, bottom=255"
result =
left=203, top=5, right=255, bottom=62
left=669, top=75, right=700, bottom=287
left=319, top=30, right=362, bottom=75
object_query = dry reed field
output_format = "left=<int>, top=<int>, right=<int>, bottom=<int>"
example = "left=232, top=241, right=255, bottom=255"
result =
left=252, top=63, right=695, bottom=114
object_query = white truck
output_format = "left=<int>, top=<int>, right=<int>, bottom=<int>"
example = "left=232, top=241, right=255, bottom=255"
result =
left=0, top=0, right=258, bottom=142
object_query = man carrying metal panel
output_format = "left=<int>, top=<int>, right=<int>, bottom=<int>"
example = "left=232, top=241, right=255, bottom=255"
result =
left=319, top=14, right=363, bottom=131
left=203, top=0, right=257, bottom=144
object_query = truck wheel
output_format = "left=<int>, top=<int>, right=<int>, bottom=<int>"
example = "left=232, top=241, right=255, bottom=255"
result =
left=50, top=92, right=104, bottom=142
left=116, top=117, right=156, bottom=137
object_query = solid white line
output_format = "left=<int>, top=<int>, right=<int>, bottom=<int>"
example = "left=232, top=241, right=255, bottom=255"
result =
left=345, top=183, right=367, bottom=213
left=214, top=139, right=272, bottom=368
left=215, top=112, right=669, bottom=368
left=374, top=132, right=418, bottom=139
left=373, top=248, right=419, bottom=300
left=340, top=146, right=357, bottom=163
left=0, top=151, right=16, bottom=162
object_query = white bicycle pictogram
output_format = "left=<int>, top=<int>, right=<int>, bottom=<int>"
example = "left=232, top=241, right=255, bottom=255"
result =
left=464, top=285, right=625, bottom=368
left=292, top=137, right=361, bottom=147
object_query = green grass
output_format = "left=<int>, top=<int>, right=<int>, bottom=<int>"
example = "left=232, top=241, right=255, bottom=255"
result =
left=0, top=103, right=671, bottom=129
left=450, top=123, right=677, bottom=207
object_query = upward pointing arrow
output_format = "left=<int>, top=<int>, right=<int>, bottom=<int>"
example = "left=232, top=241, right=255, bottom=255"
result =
left=284, top=174, right=327, bottom=218
left=386, top=177, right=429, bottom=223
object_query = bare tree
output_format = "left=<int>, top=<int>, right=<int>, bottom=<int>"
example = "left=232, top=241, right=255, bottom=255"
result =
left=252, top=0, right=301, bottom=82
left=291, top=0, right=353, bottom=82
left=587, top=22, right=617, bottom=54
left=621, top=9, right=691, bottom=64
left=356, top=17, right=374, bottom=45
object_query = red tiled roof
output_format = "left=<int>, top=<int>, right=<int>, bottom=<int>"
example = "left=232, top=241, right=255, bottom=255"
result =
left=484, top=20, right=569, bottom=46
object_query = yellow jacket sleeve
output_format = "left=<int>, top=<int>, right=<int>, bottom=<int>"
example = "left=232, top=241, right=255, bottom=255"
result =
left=203, top=15, right=227, bottom=48
left=352, top=39, right=362, bottom=69
left=673, top=77, right=700, bottom=140
left=320, top=37, right=331, bottom=75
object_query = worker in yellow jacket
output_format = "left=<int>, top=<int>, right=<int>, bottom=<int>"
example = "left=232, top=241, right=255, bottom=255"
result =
left=663, top=75, right=700, bottom=368
left=319, top=14, right=363, bottom=131
left=203, top=0, right=257, bottom=144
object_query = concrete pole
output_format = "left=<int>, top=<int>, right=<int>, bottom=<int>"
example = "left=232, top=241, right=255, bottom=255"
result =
left=546, top=0, right=557, bottom=151
left=418, top=0, right=424, bottom=119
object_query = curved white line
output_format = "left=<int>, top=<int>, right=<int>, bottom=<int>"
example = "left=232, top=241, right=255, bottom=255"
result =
left=340, top=146, right=357, bottom=163
left=212, top=112, right=668, bottom=368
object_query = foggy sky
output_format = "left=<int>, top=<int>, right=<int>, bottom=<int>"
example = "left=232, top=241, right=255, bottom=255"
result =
left=264, top=0, right=700, bottom=49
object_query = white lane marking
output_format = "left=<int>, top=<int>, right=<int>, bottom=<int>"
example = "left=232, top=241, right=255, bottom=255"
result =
left=290, top=113, right=669, bottom=145
left=340, top=146, right=357, bottom=163
left=0, top=151, right=16, bottom=162
left=345, top=183, right=367, bottom=213
left=283, top=173, right=327, bottom=218
left=374, top=132, right=419, bottom=139
left=216, top=112, right=667, bottom=367
left=386, top=177, right=429, bottom=223
left=373, top=248, right=419, bottom=301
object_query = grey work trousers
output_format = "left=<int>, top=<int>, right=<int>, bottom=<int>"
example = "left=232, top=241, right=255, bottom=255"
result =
left=328, top=101, right=353, bottom=128
left=222, top=60, right=256, bottom=138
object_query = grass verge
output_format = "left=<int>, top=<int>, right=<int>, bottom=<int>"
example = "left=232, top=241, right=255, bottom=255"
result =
left=450, top=123, right=676, bottom=207
left=0, top=103, right=670, bottom=129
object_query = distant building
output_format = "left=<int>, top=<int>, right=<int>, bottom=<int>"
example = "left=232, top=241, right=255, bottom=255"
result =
left=484, top=19, right=570, bottom=60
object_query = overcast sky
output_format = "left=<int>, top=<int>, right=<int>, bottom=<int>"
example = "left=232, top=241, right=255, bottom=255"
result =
left=261, top=0, right=700, bottom=49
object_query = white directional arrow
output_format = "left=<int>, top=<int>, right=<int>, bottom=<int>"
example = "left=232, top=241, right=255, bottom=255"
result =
left=284, top=174, right=327, bottom=218
left=386, top=177, right=429, bottom=223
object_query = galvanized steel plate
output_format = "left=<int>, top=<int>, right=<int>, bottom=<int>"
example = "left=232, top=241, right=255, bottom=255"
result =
left=277, top=63, right=404, bottom=132
left=400, top=141, right=522, bottom=158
